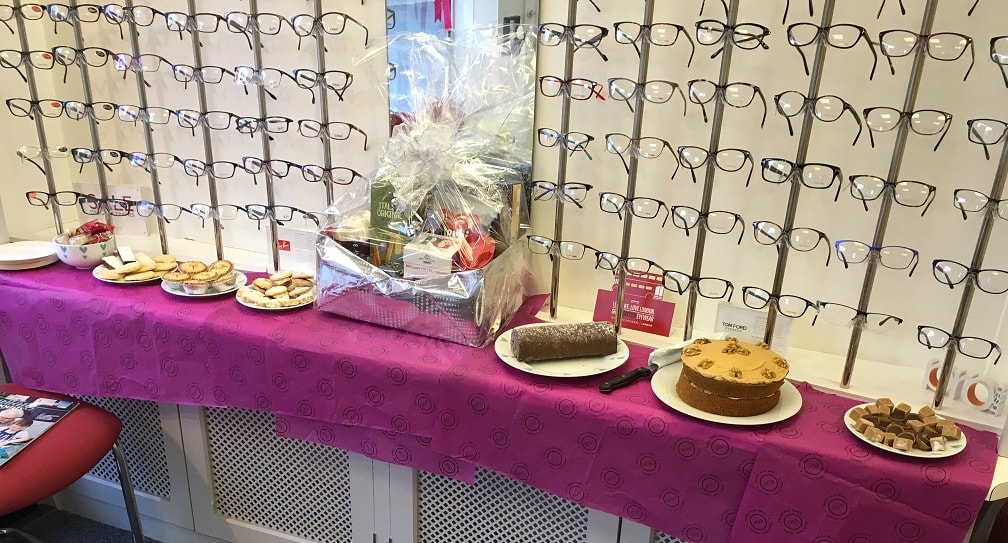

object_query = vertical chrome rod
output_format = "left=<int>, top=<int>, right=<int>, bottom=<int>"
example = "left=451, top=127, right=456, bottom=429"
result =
left=762, top=0, right=836, bottom=344
left=125, top=0, right=167, bottom=254
left=68, top=0, right=111, bottom=224
left=546, top=0, right=579, bottom=318
left=840, top=0, right=937, bottom=388
left=248, top=0, right=279, bottom=270
left=185, top=0, right=223, bottom=259
left=932, top=135, right=1008, bottom=407
left=12, top=1, right=63, bottom=233
left=312, top=0, right=336, bottom=206
left=683, top=0, right=739, bottom=340
left=612, top=0, right=655, bottom=333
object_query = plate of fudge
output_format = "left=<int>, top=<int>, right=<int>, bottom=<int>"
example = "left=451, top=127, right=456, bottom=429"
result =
left=651, top=337, right=802, bottom=426
left=845, top=399, right=966, bottom=458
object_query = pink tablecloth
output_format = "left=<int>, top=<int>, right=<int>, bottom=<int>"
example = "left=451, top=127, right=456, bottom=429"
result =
left=0, top=265, right=997, bottom=543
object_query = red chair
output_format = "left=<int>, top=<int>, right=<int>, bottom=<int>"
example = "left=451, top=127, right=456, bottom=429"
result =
left=0, top=384, right=143, bottom=543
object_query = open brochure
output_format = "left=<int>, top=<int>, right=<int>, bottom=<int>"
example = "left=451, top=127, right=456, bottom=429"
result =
left=0, top=392, right=78, bottom=468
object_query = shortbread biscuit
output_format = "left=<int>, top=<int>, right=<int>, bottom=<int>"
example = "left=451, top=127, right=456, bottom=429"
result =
left=125, top=270, right=158, bottom=281
left=269, top=270, right=293, bottom=283
left=264, top=285, right=288, bottom=297
left=113, top=261, right=143, bottom=275
left=253, top=278, right=273, bottom=291
left=288, top=286, right=311, bottom=298
left=290, top=278, right=313, bottom=288
left=154, top=261, right=178, bottom=272
left=96, top=269, right=124, bottom=281
left=291, top=271, right=314, bottom=280
left=152, top=254, right=176, bottom=263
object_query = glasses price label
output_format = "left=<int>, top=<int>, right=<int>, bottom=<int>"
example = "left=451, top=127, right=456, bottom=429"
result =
left=714, top=303, right=793, bottom=355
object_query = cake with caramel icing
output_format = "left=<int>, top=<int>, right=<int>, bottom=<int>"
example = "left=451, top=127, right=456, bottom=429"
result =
left=675, top=337, right=789, bottom=417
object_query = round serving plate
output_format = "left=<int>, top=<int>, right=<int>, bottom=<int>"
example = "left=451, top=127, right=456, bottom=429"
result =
left=651, top=364, right=802, bottom=426
left=494, top=323, right=630, bottom=378
left=843, top=403, right=966, bottom=459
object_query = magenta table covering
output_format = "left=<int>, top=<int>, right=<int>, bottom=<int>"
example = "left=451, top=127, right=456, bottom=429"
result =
left=0, top=265, right=997, bottom=543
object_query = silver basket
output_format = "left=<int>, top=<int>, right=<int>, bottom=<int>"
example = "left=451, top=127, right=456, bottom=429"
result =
left=316, top=238, right=527, bottom=347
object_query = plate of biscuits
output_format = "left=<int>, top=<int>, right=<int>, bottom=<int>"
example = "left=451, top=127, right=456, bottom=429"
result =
left=92, top=248, right=178, bottom=284
left=235, top=270, right=316, bottom=310
left=160, top=259, right=247, bottom=297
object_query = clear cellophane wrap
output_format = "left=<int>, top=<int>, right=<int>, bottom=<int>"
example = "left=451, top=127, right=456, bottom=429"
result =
left=315, top=25, right=536, bottom=347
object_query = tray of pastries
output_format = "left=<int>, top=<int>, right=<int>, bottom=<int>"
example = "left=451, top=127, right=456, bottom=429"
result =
left=93, top=247, right=177, bottom=284
left=161, top=259, right=246, bottom=297
left=236, top=270, right=316, bottom=310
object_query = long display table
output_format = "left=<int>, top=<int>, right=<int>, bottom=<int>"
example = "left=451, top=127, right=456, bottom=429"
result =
left=0, top=265, right=999, bottom=543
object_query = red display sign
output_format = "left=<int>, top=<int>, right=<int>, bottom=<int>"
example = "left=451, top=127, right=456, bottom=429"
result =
left=592, top=272, right=675, bottom=336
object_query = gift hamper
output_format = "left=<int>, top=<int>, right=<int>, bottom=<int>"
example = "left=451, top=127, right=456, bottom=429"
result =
left=316, top=26, right=536, bottom=347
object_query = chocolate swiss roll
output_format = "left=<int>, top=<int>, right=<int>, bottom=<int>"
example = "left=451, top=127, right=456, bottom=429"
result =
left=510, top=322, right=618, bottom=362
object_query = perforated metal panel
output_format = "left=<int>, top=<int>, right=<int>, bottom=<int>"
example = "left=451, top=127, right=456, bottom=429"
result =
left=205, top=407, right=352, bottom=543
left=417, top=466, right=589, bottom=543
left=79, top=396, right=171, bottom=499
left=655, top=532, right=688, bottom=543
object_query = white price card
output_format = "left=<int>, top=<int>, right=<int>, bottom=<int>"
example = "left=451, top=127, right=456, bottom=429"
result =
left=715, top=303, right=794, bottom=356
left=276, top=226, right=317, bottom=274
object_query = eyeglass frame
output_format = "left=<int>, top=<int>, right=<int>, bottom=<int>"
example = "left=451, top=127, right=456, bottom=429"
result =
left=289, top=11, right=369, bottom=49
left=537, top=128, right=594, bottom=159
left=6, top=97, right=117, bottom=122
left=760, top=158, right=843, bottom=200
left=773, top=91, right=863, bottom=146
left=687, top=79, right=767, bottom=127
left=847, top=175, right=936, bottom=215
left=752, top=220, right=832, bottom=266
left=694, top=19, right=770, bottom=59
left=668, top=206, right=745, bottom=244
left=932, top=259, right=1008, bottom=294
left=606, top=78, right=687, bottom=116
left=536, top=23, right=609, bottom=62
left=967, top=118, right=1008, bottom=161
left=833, top=239, right=919, bottom=276
left=813, top=301, right=903, bottom=331
left=24, top=190, right=84, bottom=208
left=598, top=191, right=670, bottom=227
left=133, top=200, right=197, bottom=223
left=531, top=181, right=593, bottom=208
left=741, top=286, right=817, bottom=319
left=661, top=269, right=735, bottom=300
left=952, top=188, right=1008, bottom=221
left=917, top=325, right=1001, bottom=364
left=538, top=76, right=605, bottom=101
left=612, top=21, right=695, bottom=65
left=674, top=146, right=755, bottom=186
left=786, top=23, right=877, bottom=80
left=878, top=29, right=975, bottom=81
left=525, top=235, right=597, bottom=260
left=297, top=119, right=368, bottom=150
left=77, top=194, right=133, bottom=216
left=863, top=107, right=953, bottom=152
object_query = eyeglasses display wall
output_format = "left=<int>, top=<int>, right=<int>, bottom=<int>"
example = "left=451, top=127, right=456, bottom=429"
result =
left=0, top=0, right=390, bottom=265
left=530, top=0, right=1008, bottom=420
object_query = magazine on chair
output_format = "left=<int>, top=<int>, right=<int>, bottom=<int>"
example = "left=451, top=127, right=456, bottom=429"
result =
left=0, top=392, right=78, bottom=468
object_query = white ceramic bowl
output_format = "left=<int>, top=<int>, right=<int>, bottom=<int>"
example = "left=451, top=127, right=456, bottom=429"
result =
left=53, top=235, right=117, bottom=269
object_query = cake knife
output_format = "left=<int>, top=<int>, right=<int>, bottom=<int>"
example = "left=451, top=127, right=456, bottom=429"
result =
left=598, top=338, right=695, bottom=394
left=598, top=333, right=728, bottom=394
